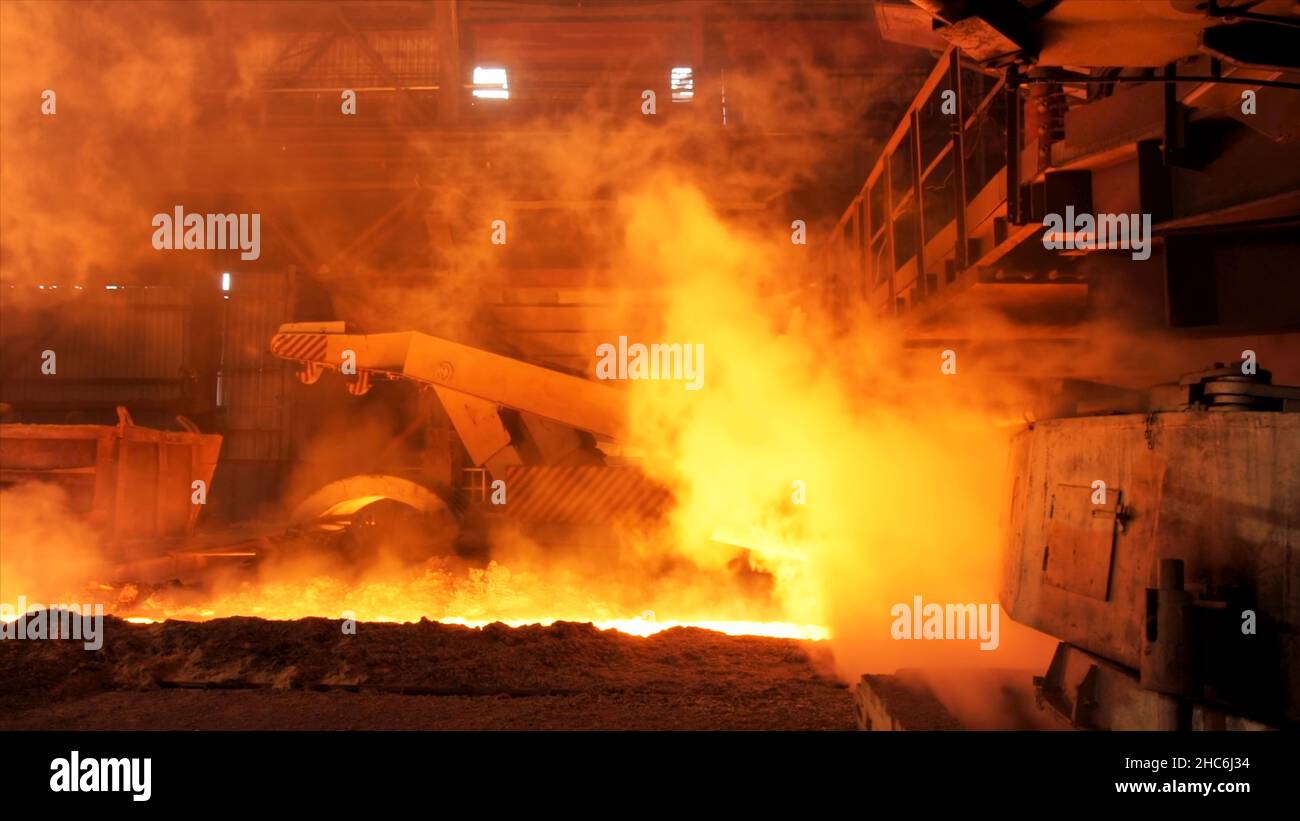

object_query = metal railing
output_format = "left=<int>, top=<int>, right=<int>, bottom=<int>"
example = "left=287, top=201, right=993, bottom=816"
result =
left=819, top=48, right=1020, bottom=321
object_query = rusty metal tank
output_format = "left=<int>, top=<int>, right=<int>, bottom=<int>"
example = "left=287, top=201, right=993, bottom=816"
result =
left=0, top=406, right=222, bottom=556
left=1001, top=367, right=1300, bottom=728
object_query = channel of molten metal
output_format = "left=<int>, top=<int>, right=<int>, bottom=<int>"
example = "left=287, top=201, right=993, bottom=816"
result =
left=110, top=613, right=828, bottom=640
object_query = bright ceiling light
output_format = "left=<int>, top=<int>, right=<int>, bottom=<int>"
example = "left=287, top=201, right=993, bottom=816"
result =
left=472, top=66, right=509, bottom=100
left=671, top=66, right=694, bottom=101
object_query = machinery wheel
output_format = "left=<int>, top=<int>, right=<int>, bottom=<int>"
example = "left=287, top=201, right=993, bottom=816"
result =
left=339, top=498, right=457, bottom=566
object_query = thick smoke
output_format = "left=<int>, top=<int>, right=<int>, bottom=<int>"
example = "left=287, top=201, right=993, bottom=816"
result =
left=0, top=1, right=228, bottom=289
left=611, top=180, right=1057, bottom=676
left=0, top=482, right=105, bottom=605
left=2, top=2, right=1062, bottom=679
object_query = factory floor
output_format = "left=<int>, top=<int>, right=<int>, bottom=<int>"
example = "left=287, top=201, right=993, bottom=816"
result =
left=0, top=617, right=855, bottom=730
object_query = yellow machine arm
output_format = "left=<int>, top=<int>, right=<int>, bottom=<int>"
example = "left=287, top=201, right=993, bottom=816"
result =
left=270, top=322, right=626, bottom=471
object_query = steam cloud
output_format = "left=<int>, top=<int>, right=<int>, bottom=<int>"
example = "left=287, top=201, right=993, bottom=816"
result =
left=1, top=2, right=1067, bottom=684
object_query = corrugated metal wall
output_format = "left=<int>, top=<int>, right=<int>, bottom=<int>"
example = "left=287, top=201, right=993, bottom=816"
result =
left=0, top=286, right=192, bottom=412
left=210, top=271, right=295, bottom=521
left=499, top=465, right=672, bottom=525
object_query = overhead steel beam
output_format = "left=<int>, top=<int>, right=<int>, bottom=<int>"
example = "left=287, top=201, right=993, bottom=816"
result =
left=324, top=188, right=425, bottom=272
left=335, top=8, right=426, bottom=125
left=435, top=0, right=462, bottom=124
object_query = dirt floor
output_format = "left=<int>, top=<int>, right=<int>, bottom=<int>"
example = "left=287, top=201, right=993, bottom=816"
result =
left=0, top=615, right=855, bottom=730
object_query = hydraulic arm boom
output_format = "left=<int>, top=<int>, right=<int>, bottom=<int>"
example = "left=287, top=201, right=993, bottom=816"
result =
left=270, top=322, right=626, bottom=447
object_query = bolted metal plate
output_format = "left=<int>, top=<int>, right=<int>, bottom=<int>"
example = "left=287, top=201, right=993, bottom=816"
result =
left=1044, top=483, right=1121, bottom=601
